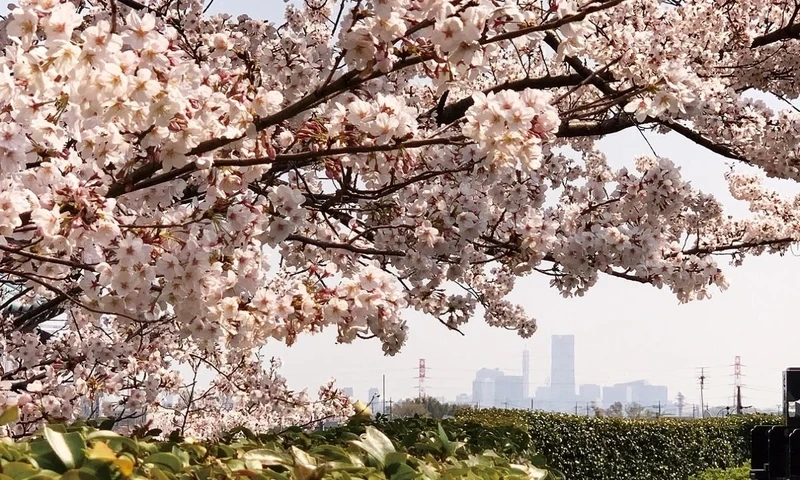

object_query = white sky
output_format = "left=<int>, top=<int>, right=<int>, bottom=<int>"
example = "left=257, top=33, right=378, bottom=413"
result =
left=200, top=0, right=800, bottom=411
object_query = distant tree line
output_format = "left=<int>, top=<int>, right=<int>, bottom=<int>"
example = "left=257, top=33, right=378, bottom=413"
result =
left=389, top=397, right=463, bottom=419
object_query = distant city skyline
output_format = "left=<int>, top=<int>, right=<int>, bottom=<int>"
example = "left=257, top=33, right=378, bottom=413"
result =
left=319, top=330, right=783, bottom=414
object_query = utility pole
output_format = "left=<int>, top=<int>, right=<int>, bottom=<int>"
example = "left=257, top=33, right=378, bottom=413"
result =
left=585, top=403, right=590, bottom=416
left=653, top=401, right=662, bottom=419
left=574, top=402, right=578, bottom=415
left=382, top=374, right=386, bottom=416
left=530, top=398, right=534, bottom=411
left=388, top=399, right=393, bottom=420
left=699, top=368, right=706, bottom=418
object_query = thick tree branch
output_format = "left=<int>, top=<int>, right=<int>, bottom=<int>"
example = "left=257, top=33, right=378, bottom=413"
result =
left=752, top=23, right=800, bottom=47
left=111, top=136, right=469, bottom=197
left=436, top=74, right=588, bottom=124
left=285, top=234, right=405, bottom=256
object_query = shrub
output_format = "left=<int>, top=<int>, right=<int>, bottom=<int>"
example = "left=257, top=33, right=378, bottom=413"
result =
left=456, top=409, right=781, bottom=480
left=689, top=465, right=750, bottom=480
left=0, top=416, right=564, bottom=480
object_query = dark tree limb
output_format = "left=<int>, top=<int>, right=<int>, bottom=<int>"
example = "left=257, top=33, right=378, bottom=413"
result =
left=752, top=23, right=800, bottom=47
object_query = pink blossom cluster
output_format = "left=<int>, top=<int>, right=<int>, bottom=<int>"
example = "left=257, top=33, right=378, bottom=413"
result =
left=0, top=0, right=799, bottom=437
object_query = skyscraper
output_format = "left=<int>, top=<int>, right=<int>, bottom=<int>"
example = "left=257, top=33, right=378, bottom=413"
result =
left=522, top=348, right=530, bottom=399
left=551, top=335, right=576, bottom=412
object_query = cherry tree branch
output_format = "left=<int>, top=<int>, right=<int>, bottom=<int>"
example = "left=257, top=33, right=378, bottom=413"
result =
left=752, top=23, right=800, bottom=47
left=285, top=234, right=405, bottom=256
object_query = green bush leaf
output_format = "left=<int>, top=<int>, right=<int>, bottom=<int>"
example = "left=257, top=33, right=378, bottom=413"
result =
left=142, top=452, right=184, bottom=474
left=0, top=407, right=19, bottom=427
left=2, top=462, right=40, bottom=480
left=350, top=426, right=395, bottom=466
left=242, top=448, right=291, bottom=467
left=84, top=431, right=139, bottom=455
left=384, top=460, right=417, bottom=480
left=43, top=428, right=85, bottom=471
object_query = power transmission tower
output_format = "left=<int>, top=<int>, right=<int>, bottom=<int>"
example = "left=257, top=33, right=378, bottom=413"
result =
left=733, top=356, right=743, bottom=414
left=415, top=359, right=426, bottom=398
left=736, top=386, right=743, bottom=415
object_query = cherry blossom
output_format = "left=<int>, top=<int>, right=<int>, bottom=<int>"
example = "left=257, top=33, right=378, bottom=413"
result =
left=1, top=0, right=800, bottom=438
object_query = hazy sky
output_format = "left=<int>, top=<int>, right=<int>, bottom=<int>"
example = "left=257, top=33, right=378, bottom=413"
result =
left=197, top=1, right=800, bottom=411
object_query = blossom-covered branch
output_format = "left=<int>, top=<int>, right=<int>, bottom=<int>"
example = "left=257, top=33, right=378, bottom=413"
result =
left=1, top=0, right=800, bottom=438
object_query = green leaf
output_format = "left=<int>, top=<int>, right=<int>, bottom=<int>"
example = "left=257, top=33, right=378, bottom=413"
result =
left=2, top=462, right=40, bottom=480
left=308, top=445, right=353, bottom=464
left=86, top=430, right=139, bottom=453
left=142, top=453, right=184, bottom=474
left=28, top=440, right=66, bottom=473
left=290, top=446, right=317, bottom=469
left=0, top=407, right=19, bottom=426
left=258, top=470, right=290, bottom=480
left=60, top=469, right=97, bottom=480
left=43, top=428, right=85, bottom=470
left=169, top=446, right=189, bottom=468
left=241, top=449, right=291, bottom=467
left=350, top=426, right=395, bottom=467
left=384, top=461, right=417, bottom=480
left=143, top=466, right=171, bottom=480
left=384, top=452, right=408, bottom=467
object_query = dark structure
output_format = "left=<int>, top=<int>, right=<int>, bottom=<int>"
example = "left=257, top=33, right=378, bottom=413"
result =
left=751, top=368, right=800, bottom=479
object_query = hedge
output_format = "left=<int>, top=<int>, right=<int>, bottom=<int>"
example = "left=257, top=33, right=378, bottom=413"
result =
left=689, top=465, right=750, bottom=480
left=456, top=409, right=781, bottom=480
left=0, top=411, right=564, bottom=480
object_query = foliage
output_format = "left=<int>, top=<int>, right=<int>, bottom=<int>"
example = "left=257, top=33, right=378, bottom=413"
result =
left=4, top=0, right=800, bottom=437
left=267, top=416, right=548, bottom=467
left=389, top=398, right=462, bottom=419
left=689, top=465, right=751, bottom=480
left=456, top=409, right=781, bottom=480
left=0, top=417, right=563, bottom=480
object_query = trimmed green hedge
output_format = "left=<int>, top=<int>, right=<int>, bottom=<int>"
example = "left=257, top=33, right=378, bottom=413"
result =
left=456, top=409, right=781, bottom=480
left=690, top=465, right=750, bottom=480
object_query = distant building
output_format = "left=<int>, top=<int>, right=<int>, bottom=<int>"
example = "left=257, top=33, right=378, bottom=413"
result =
left=341, top=387, right=354, bottom=398
left=470, top=349, right=530, bottom=409
left=522, top=349, right=530, bottom=399
left=602, top=384, right=628, bottom=406
left=534, top=385, right=551, bottom=410
left=472, top=368, right=502, bottom=407
left=495, top=374, right=524, bottom=408
left=578, top=384, right=602, bottom=404
left=602, top=380, right=668, bottom=408
left=550, top=335, right=576, bottom=412
left=455, top=393, right=471, bottom=405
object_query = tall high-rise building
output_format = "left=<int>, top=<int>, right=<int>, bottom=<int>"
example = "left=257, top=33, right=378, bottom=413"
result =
left=522, top=348, right=530, bottom=399
left=551, top=335, right=576, bottom=412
